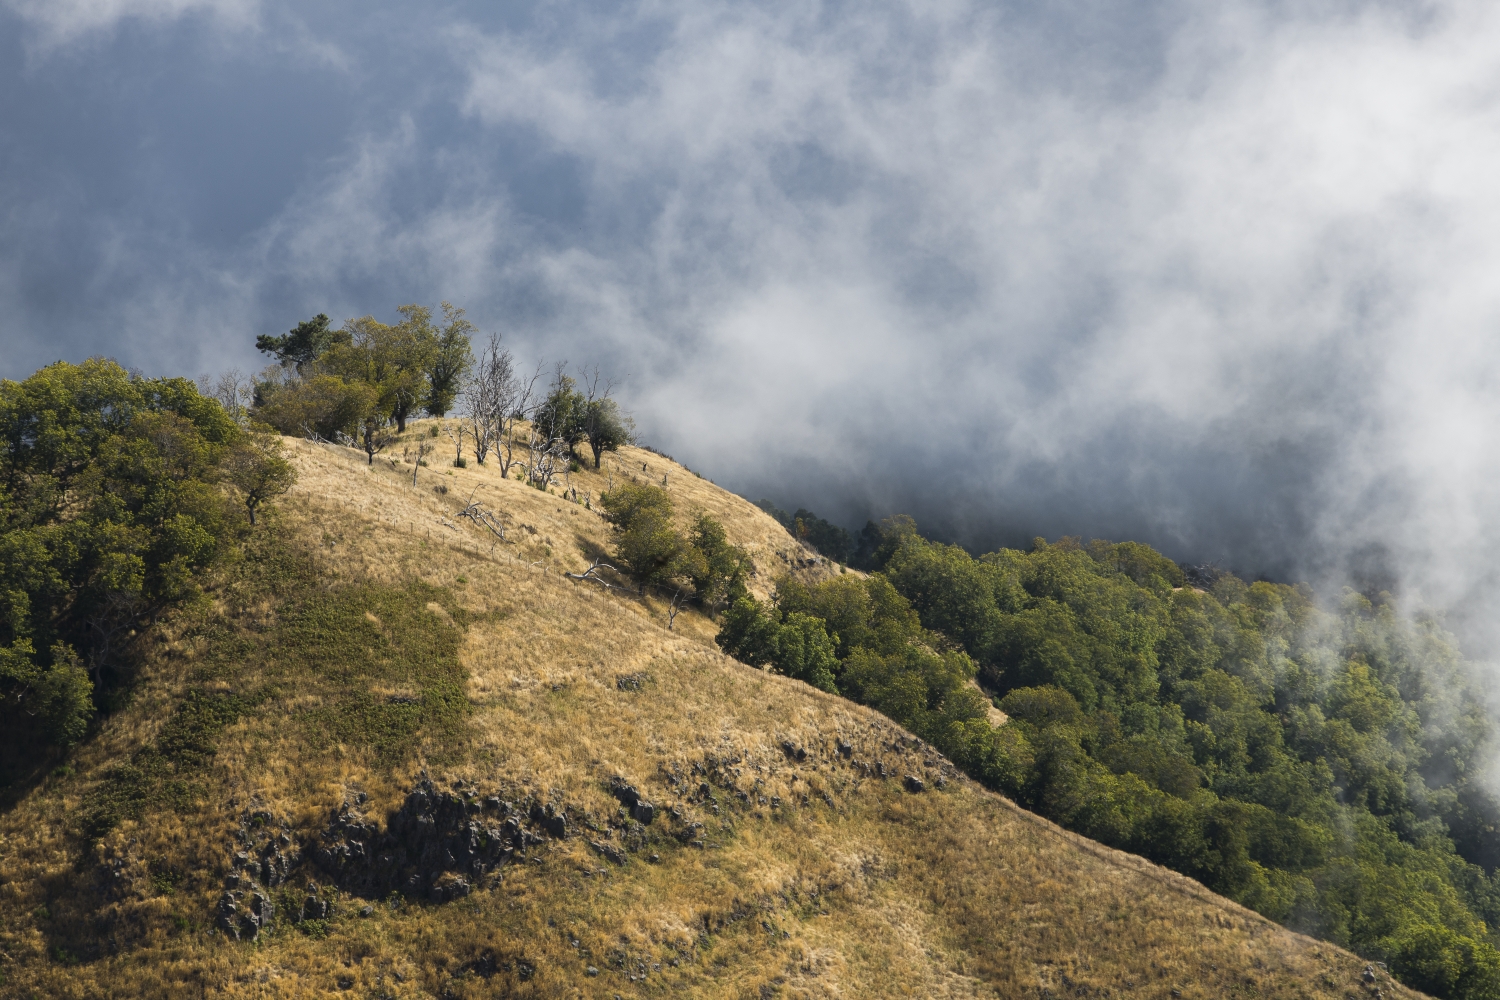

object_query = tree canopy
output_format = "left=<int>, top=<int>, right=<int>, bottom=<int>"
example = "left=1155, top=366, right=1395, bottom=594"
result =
left=0, top=359, right=286, bottom=778
left=717, top=520, right=1500, bottom=1000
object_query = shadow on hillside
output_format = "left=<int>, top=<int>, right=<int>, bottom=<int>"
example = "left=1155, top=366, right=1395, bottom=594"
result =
left=0, top=717, right=64, bottom=814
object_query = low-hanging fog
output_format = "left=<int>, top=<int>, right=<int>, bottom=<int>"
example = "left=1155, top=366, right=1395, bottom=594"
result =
left=6, top=0, right=1500, bottom=646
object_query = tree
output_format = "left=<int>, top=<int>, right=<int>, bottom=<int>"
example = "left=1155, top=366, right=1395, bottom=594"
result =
left=201, top=368, right=254, bottom=426
left=322, top=311, right=437, bottom=434
left=253, top=373, right=373, bottom=442
left=686, top=513, right=751, bottom=616
left=256, top=314, right=337, bottom=373
left=498, top=362, right=543, bottom=477
left=714, top=597, right=838, bottom=693
left=221, top=434, right=297, bottom=525
left=0, top=359, right=240, bottom=767
left=598, top=482, right=690, bottom=594
left=584, top=397, right=633, bottom=469
left=572, top=366, right=633, bottom=468
left=424, top=302, right=474, bottom=418
left=534, top=364, right=587, bottom=459
left=358, top=411, right=397, bottom=466
left=461, top=335, right=506, bottom=465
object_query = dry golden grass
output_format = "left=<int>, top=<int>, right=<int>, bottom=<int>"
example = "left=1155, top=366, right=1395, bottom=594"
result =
left=0, top=428, right=1419, bottom=999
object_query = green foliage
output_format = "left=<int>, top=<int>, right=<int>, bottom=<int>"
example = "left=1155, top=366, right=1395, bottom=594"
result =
left=256, top=314, right=336, bottom=373
left=754, top=500, right=853, bottom=563
left=685, top=513, right=751, bottom=616
left=253, top=373, right=375, bottom=442
left=534, top=371, right=587, bottom=455
left=220, top=433, right=297, bottom=525
left=0, top=360, right=243, bottom=770
left=423, top=303, right=474, bottom=418
left=583, top=397, right=633, bottom=469
left=828, top=522, right=1500, bottom=1000
left=598, top=482, right=688, bottom=593
left=714, top=598, right=838, bottom=693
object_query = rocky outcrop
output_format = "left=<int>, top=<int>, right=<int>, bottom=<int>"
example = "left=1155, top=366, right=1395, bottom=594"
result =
left=216, top=809, right=303, bottom=940
left=312, top=778, right=567, bottom=901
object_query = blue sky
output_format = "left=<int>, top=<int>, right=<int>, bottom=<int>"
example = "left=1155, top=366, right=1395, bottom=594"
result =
left=5, top=0, right=1500, bottom=635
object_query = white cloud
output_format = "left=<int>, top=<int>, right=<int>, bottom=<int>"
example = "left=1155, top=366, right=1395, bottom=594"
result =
left=10, top=0, right=1500, bottom=641
left=437, top=2, right=1500, bottom=617
left=3, top=0, right=259, bottom=49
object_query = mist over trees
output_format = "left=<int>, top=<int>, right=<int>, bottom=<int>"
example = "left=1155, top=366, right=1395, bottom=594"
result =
left=716, top=517, right=1500, bottom=1000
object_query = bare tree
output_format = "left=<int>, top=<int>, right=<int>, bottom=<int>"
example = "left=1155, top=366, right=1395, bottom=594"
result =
left=199, top=368, right=255, bottom=426
left=498, top=362, right=543, bottom=478
left=407, top=440, right=432, bottom=486
left=522, top=426, right=568, bottom=490
left=461, top=335, right=507, bottom=465
left=457, top=486, right=507, bottom=540
left=444, top=421, right=467, bottom=467
left=567, top=556, right=623, bottom=589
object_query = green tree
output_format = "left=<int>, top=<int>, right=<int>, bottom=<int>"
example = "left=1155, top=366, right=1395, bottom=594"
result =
left=598, top=482, right=689, bottom=594
left=256, top=313, right=336, bottom=373
left=534, top=367, right=587, bottom=457
left=685, top=513, right=751, bottom=615
left=221, top=434, right=298, bottom=525
left=0, top=360, right=241, bottom=770
left=253, top=373, right=373, bottom=442
left=583, top=397, right=633, bottom=469
left=714, top=597, right=838, bottom=693
left=423, top=302, right=474, bottom=418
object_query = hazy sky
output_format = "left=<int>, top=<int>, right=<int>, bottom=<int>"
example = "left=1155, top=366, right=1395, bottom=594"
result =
left=5, top=0, right=1500, bottom=635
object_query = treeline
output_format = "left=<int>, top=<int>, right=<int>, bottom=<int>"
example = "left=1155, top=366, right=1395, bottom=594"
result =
left=0, top=360, right=295, bottom=782
left=719, top=516, right=1500, bottom=1000
left=248, top=306, right=633, bottom=486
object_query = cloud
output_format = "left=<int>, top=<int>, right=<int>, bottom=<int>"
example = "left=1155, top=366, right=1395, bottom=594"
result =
left=8, top=0, right=1500, bottom=645
left=442, top=2, right=1500, bottom=616
left=3, top=0, right=259, bottom=49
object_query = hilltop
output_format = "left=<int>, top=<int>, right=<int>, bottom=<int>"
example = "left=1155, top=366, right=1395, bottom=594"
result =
left=0, top=420, right=1411, bottom=999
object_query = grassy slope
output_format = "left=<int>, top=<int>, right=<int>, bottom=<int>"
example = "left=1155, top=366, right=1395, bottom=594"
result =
left=0, top=423, right=1415, bottom=999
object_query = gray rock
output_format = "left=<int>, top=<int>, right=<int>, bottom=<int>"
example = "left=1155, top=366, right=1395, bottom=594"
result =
left=590, top=840, right=627, bottom=865
left=903, top=775, right=926, bottom=793
left=610, top=778, right=641, bottom=807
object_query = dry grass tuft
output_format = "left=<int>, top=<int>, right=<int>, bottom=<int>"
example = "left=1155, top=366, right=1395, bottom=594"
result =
left=0, top=428, right=1423, bottom=998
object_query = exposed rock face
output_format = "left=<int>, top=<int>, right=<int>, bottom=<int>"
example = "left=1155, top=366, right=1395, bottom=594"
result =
left=217, top=809, right=302, bottom=939
left=209, top=727, right=959, bottom=931
left=609, top=777, right=656, bottom=826
left=312, top=779, right=566, bottom=901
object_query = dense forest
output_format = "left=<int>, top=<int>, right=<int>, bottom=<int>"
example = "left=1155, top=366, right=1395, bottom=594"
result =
left=721, top=516, right=1500, bottom=1000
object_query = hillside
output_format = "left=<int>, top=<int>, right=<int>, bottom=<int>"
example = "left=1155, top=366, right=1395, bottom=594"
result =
left=0, top=423, right=1414, bottom=999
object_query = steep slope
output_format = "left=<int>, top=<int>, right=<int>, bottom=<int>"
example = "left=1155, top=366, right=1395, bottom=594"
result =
left=0, top=426, right=1414, bottom=999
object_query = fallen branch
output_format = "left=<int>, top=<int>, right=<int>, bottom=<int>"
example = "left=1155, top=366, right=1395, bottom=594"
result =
left=567, top=556, right=625, bottom=590
left=456, top=487, right=507, bottom=540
